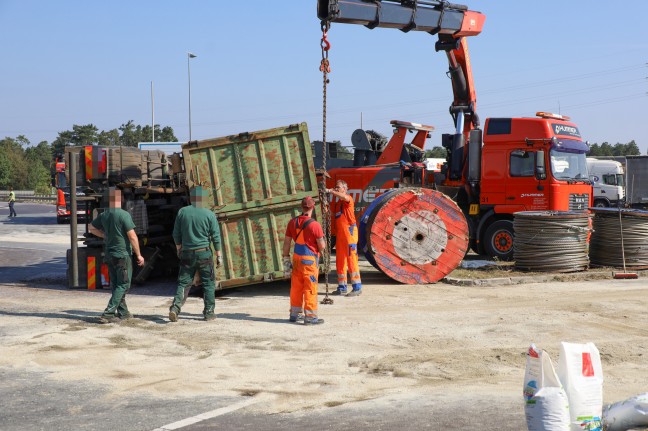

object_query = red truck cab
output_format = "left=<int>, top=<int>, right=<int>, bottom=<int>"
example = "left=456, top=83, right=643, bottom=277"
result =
left=470, top=112, right=591, bottom=258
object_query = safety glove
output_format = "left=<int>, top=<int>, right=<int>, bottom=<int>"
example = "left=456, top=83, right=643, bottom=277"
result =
left=216, top=255, right=223, bottom=268
left=282, top=256, right=293, bottom=277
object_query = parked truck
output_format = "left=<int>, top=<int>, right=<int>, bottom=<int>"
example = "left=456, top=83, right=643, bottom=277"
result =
left=586, top=157, right=625, bottom=207
left=624, top=155, right=648, bottom=208
left=318, top=0, right=592, bottom=261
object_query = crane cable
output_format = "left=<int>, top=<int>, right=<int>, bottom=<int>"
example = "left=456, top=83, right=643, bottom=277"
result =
left=319, top=20, right=334, bottom=305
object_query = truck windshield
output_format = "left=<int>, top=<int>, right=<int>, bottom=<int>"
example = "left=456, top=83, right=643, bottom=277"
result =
left=550, top=139, right=589, bottom=180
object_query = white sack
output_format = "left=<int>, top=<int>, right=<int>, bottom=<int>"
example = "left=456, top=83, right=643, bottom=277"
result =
left=524, top=344, right=571, bottom=431
left=557, top=342, right=603, bottom=431
left=603, top=393, right=648, bottom=431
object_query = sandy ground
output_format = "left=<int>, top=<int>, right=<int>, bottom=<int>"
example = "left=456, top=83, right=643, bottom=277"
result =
left=1, top=216, right=648, bottom=423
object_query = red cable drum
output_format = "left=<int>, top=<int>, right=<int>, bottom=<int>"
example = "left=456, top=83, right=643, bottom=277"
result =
left=364, top=187, right=469, bottom=284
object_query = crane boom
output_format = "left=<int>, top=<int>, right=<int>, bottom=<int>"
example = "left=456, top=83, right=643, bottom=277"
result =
left=317, top=0, right=484, bottom=37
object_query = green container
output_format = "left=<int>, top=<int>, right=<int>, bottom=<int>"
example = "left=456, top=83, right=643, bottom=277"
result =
left=182, top=123, right=319, bottom=289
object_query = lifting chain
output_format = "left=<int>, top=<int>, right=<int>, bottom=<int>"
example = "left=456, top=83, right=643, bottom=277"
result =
left=319, top=20, right=334, bottom=305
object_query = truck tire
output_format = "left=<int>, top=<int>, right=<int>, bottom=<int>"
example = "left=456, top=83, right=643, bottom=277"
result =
left=593, top=199, right=609, bottom=208
left=483, top=220, right=514, bottom=261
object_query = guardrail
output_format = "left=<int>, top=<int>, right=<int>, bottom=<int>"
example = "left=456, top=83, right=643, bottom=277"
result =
left=0, top=192, right=56, bottom=203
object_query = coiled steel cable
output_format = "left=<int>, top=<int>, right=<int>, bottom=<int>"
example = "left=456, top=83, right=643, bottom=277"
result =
left=589, top=208, right=648, bottom=269
left=513, top=211, right=591, bottom=273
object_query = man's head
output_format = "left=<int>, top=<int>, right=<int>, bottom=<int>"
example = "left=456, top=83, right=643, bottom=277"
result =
left=190, top=186, right=208, bottom=208
left=334, top=180, right=348, bottom=193
left=108, top=187, right=122, bottom=208
left=301, top=196, right=315, bottom=213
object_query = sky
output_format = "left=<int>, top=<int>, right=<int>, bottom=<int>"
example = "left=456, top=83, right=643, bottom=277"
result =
left=1, top=1, right=647, bottom=154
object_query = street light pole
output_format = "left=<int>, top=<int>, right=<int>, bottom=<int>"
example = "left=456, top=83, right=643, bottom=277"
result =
left=151, top=80, right=155, bottom=142
left=188, top=52, right=197, bottom=142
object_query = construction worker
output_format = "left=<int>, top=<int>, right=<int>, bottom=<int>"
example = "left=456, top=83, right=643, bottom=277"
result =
left=89, top=188, right=145, bottom=323
left=282, top=196, right=326, bottom=325
left=56, top=187, right=66, bottom=217
left=326, top=180, right=362, bottom=296
left=7, top=186, right=16, bottom=218
left=56, top=187, right=66, bottom=208
left=170, top=186, right=222, bottom=322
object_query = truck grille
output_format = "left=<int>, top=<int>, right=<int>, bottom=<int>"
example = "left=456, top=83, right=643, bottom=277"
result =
left=569, top=193, right=589, bottom=211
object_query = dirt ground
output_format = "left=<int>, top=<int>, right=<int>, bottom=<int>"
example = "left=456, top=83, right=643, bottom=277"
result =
left=1, top=218, right=648, bottom=424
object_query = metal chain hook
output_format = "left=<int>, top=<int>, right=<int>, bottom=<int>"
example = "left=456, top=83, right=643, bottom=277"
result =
left=319, top=20, right=333, bottom=305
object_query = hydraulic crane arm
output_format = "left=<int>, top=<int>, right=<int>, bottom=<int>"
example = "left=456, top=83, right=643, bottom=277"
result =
left=317, top=0, right=485, bottom=184
left=317, top=0, right=484, bottom=37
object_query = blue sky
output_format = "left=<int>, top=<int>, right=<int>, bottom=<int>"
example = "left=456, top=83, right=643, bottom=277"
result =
left=1, top=1, right=647, bottom=153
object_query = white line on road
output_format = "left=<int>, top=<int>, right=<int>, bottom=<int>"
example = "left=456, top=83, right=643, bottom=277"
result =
left=151, top=396, right=260, bottom=431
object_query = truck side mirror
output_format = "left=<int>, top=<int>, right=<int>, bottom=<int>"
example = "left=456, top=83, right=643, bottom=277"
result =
left=535, top=150, right=546, bottom=180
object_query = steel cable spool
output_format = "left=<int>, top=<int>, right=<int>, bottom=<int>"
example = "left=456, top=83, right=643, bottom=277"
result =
left=513, top=211, right=591, bottom=273
left=364, top=187, right=469, bottom=284
left=589, top=208, right=648, bottom=269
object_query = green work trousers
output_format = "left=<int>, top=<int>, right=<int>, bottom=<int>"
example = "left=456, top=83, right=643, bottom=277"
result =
left=171, top=249, right=216, bottom=317
left=102, top=256, right=133, bottom=318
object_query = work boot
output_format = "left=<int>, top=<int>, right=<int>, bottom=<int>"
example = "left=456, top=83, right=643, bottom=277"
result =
left=289, top=313, right=305, bottom=323
left=346, top=289, right=362, bottom=297
left=204, top=314, right=216, bottom=321
left=98, top=315, right=121, bottom=324
left=332, top=288, right=347, bottom=296
left=169, top=309, right=178, bottom=322
left=304, top=317, right=324, bottom=325
left=118, top=312, right=134, bottom=320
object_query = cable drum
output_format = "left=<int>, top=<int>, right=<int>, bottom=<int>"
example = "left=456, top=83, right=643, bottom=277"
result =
left=513, top=211, right=591, bottom=272
left=364, top=187, right=469, bottom=284
left=589, top=208, right=648, bottom=269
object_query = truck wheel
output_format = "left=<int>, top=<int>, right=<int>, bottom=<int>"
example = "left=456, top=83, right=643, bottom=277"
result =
left=593, top=199, right=608, bottom=208
left=484, top=220, right=514, bottom=261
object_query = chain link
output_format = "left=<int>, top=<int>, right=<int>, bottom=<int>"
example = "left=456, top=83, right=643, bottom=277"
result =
left=319, top=21, right=334, bottom=305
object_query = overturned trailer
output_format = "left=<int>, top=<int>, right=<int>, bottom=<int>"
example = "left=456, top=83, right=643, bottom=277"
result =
left=182, top=123, right=319, bottom=289
left=66, top=123, right=319, bottom=290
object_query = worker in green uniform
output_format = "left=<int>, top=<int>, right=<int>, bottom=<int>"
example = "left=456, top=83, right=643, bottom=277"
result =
left=89, top=188, right=145, bottom=323
left=169, top=186, right=222, bottom=322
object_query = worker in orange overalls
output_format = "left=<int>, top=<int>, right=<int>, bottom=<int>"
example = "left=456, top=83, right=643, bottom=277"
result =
left=327, top=180, right=362, bottom=297
left=56, top=187, right=66, bottom=208
left=56, top=187, right=66, bottom=220
left=282, top=196, right=326, bottom=325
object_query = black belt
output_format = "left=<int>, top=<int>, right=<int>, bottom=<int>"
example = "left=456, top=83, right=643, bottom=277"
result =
left=188, top=247, right=210, bottom=252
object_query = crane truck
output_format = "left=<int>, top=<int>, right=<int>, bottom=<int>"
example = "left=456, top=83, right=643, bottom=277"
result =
left=318, top=0, right=592, bottom=261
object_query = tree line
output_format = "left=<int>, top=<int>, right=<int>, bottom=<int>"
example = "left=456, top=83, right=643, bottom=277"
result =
left=0, top=122, right=177, bottom=193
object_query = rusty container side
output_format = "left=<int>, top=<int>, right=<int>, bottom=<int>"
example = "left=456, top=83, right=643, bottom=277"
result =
left=216, top=202, right=305, bottom=289
left=181, top=123, right=319, bottom=289
left=182, top=123, right=317, bottom=212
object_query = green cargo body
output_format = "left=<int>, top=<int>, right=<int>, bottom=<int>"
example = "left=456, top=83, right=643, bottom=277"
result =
left=181, top=123, right=319, bottom=289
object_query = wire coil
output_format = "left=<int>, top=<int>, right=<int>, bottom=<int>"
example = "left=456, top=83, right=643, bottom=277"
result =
left=589, top=208, right=648, bottom=269
left=513, top=211, right=591, bottom=273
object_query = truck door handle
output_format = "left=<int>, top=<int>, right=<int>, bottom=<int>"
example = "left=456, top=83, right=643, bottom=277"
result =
left=506, top=196, right=515, bottom=200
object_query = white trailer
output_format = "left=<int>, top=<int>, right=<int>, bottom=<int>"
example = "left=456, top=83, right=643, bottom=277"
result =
left=586, top=157, right=625, bottom=207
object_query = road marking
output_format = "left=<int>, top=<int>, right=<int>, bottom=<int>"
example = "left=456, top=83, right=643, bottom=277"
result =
left=151, top=396, right=259, bottom=430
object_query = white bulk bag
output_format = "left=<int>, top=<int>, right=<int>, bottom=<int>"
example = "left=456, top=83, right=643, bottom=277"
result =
left=524, top=344, right=571, bottom=431
left=603, top=393, right=648, bottom=431
left=557, top=342, right=603, bottom=431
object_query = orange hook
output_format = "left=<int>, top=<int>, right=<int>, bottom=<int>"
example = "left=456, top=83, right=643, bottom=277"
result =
left=320, top=33, right=331, bottom=51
